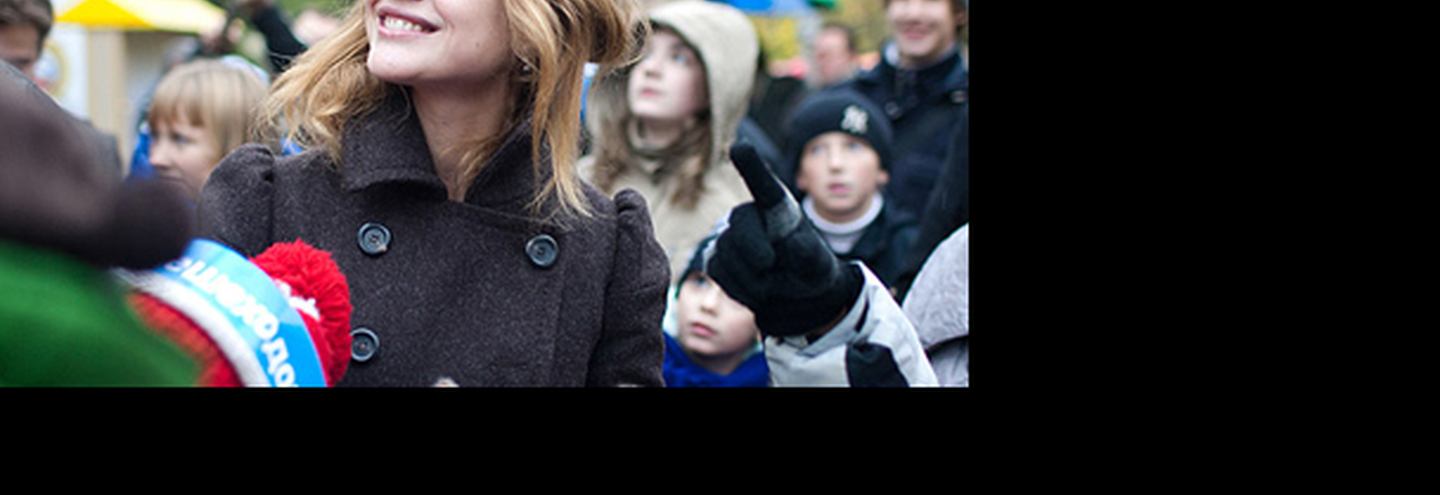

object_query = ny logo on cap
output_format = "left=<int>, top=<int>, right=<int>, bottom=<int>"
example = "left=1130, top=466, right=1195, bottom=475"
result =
left=841, top=105, right=868, bottom=135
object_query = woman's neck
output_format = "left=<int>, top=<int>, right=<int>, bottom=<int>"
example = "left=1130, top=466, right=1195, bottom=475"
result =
left=411, top=80, right=511, bottom=201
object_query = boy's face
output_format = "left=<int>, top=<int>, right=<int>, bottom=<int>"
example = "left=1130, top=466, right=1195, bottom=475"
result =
left=797, top=132, right=888, bottom=223
left=675, top=272, right=760, bottom=361
left=886, top=0, right=965, bottom=66
left=0, top=23, right=40, bottom=81
left=149, top=115, right=222, bottom=200
left=628, top=28, right=709, bottom=124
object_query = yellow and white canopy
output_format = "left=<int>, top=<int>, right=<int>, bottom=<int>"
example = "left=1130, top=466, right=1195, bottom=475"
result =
left=57, top=0, right=226, bottom=34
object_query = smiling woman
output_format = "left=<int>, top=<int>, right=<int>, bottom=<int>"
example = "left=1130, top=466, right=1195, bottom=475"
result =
left=197, top=0, right=669, bottom=387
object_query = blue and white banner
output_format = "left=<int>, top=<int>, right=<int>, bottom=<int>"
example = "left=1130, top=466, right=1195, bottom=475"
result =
left=117, top=239, right=328, bottom=387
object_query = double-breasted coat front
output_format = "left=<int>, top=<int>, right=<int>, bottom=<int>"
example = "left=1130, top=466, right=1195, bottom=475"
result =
left=198, top=91, right=669, bottom=387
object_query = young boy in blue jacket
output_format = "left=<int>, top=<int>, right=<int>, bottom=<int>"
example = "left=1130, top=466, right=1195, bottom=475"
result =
left=663, top=235, right=770, bottom=387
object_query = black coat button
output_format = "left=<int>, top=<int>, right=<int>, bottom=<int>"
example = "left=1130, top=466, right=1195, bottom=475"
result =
left=351, top=327, right=379, bottom=363
left=526, top=234, right=558, bottom=268
left=357, top=222, right=391, bottom=256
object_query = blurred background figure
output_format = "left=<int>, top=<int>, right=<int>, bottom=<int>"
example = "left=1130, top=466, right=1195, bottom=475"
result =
left=128, top=0, right=331, bottom=184
left=583, top=0, right=759, bottom=281
left=835, top=0, right=967, bottom=221
left=289, top=5, right=339, bottom=46
left=809, top=22, right=858, bottom=89
left=45, top=0, right=340, bottom=181
left=0, top=0, right=49, bottom=80
left=746, top=46, right=807, bottom=159
left=2, top=0, right=123, bottom=181
left=144, top=58, right=269, bottom=202
left=231, top=0, right=340, bottom=74
left=2, top=64, right=198, bottom=386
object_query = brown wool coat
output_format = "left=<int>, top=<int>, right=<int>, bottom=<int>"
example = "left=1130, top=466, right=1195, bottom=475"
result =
left=197, top=91, right=669, bottom=387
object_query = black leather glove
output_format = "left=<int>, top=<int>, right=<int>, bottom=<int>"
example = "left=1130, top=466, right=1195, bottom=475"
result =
left=705, top=143, right=864, bottom=337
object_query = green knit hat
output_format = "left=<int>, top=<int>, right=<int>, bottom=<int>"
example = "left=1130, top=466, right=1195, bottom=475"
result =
left=0, top=240, right=197, bottom=386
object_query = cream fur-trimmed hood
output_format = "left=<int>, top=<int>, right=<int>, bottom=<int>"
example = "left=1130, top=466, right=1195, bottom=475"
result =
left=585, top=0, right=759, bottom=170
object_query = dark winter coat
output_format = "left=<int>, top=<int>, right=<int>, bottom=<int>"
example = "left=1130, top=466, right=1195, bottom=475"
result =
left=893, top=105, right=968, bottom=299
left=2, top=61, right=189, bottom=269
left=833, top=201, right=918, bottom=290
left=836, top=46, right=967, bottom=220
left=197, top=90, right=670, bottom=387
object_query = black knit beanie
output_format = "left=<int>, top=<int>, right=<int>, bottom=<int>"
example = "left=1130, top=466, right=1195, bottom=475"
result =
left=679, top=234, right=719, bottom=285
left=784, top=90, right=894, bottom=177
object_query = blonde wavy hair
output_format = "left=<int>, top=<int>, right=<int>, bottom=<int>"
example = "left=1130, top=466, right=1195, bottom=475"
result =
left=265, top=0, right=647, bottom=218
left=149, top=59, right=270, bottom=159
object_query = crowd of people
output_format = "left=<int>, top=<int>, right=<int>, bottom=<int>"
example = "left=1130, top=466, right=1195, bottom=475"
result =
left=0, top=0, right=969, bottom=387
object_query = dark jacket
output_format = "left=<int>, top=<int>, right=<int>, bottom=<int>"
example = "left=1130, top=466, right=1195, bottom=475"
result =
left=2, top=61, right=189, bottom=269
left=197, top=90, right=670, bottom=387
left=2, top=61, right=122, bottom=185
left=249, top=5, right=306, bottom=74
left=894, top=105, right=968, bottom=299
left=836, top=46, right=967, bottom=220
left=833, top=201, right=919, bottom=289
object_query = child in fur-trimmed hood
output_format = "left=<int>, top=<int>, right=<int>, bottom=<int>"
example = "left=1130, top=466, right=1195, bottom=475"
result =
left=581, top=0, right=760, bottom=283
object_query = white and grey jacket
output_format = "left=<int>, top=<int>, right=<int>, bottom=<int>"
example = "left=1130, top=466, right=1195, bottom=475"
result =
left=903, top=225, right=969, bottom=387
left=764, top=262, right=939, bottom=387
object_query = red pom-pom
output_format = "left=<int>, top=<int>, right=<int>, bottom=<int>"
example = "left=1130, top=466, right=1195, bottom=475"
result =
left=250, top=240, right=353, bottom=386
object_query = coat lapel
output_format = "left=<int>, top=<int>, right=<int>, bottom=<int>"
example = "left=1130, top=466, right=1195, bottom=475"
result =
left=339, top=89, right=448, bottom=199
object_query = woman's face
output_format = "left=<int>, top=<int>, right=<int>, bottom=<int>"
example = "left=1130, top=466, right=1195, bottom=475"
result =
left=365, top=0, right=513, bottom=88
left=149, top=115, right=222, bottom=200
left=627, top=28, right=709, bottom=125
left=675, top=272, right=760, bottom=361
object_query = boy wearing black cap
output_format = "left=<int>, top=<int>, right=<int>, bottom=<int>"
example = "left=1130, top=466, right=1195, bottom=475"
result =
left=785, top=91, right=917, bottom=289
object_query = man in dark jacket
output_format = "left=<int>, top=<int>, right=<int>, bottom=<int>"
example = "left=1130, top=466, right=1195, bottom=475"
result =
left=835, top=0, right=968, bottom=221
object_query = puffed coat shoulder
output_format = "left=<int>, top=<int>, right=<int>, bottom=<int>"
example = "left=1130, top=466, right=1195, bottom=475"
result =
left=197, top=91, right=669, bottom=387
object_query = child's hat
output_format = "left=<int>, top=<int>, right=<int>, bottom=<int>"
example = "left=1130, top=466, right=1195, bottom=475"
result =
left=784, top=90, right=895, bottom=172
left=679, top=234, right=720, bottom=285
